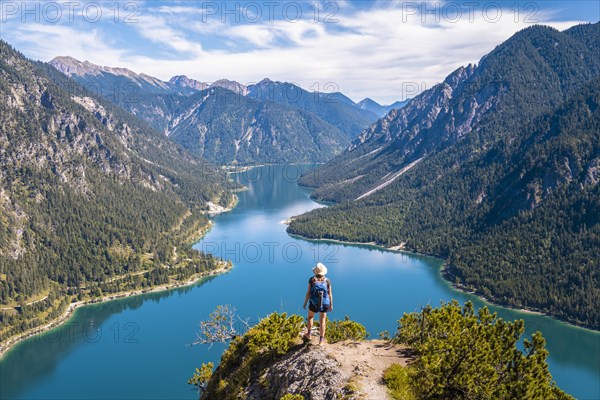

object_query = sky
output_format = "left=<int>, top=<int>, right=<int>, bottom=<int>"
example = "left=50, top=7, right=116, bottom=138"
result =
left=0, top=1, right=598, bottom=103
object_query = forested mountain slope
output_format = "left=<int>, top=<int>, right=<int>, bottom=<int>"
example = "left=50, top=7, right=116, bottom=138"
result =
left=0, top=40, right=235, bottom=340
left=246, top=79, right=379, bottom=138
left=300, top=23, right=600, bottom=202
left=167, top=87, right=349, bottom=164
left=288, top=23, right=600, bottom=329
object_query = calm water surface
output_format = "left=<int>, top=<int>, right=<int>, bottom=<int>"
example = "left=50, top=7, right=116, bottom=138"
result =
left=1, top=165, right=598, bottom=399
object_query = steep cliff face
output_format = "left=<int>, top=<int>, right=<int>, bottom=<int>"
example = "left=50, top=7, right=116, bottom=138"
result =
left=350, top=65, right=477, bottom=151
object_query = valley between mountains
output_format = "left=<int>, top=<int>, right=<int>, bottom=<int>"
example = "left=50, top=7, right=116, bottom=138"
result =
left=0, top=22, right=598, bottom=365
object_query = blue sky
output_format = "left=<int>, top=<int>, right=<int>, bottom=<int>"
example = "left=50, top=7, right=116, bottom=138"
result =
left=1, top=1, right=598, bottom=103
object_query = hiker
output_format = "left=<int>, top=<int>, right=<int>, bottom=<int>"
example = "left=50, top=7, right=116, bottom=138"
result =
left=303, top=262, right=333, bottom=345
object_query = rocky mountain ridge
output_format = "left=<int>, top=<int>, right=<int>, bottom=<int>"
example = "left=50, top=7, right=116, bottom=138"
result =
left=246, top=79, right=381, bottom=139
left=300, top=23, right=600, bottom=202
left=49, top=57, right=382, bottom=163
left=165, top=86, right=349, bottom=164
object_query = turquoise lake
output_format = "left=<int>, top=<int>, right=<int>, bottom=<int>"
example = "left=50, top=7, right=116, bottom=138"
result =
left=1, top=165, right=598, bottom=399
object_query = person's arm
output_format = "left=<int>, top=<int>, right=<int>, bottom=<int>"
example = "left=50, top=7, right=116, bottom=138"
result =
left=328, top=280, right=333, bottom=311
left=303, top=283, right=311, bottom=309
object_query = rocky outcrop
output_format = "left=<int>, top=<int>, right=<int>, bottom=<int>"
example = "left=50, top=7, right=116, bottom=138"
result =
left=49, top=58, right=354, bottom=164
left=205, top=340, right=411, bottom=400
left=244, top=345, right=352, bottom=400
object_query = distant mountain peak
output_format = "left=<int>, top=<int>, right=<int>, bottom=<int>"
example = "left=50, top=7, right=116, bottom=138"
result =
left=357, top=98, right=380, bottom=107
left=50, top=56, right=105, bottom=77
left=51, top=55, right=78, bottom=64
left=51, top=56, right=253, bottom=97
left=169, top=75, right=209, bottom=91
left=49, top=56, right=172, bottom=91
left=50, top=56, right=134, bottom=78
left=210, top=79, right=248, bottom=95
left=357, top=97, right=407, bottom=117
left=256, top=77, right=274, bottom=85
left=170, top=77, right=249, bottom=95
left=169, top=74, right=190, bottom=83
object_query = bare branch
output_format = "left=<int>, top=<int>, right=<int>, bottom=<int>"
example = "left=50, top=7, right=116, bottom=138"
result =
left=190, top=305, right=251, bottom=347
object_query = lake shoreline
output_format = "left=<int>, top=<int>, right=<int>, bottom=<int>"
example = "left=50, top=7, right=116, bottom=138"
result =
left=0, top=263, right=233, bottom=360
left=206, top=193, right=240, bottom=215
left=0, top=192, right=242, bottom=360
left=3, top=164, right=597, bottom=400
left=287, top=232, right=599, bottom=334
left=286, top=232, right=435, bottom=260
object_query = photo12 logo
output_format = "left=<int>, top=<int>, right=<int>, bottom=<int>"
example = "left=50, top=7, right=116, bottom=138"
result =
left=201, top=240, right=340, bottom=264
left=35, top=321, right=140, bottom=344
left=198, top=1, right=339, bottom=23
left=400, top=1, right=539, bottom=24
left=1, top=1, right=140, bottom=23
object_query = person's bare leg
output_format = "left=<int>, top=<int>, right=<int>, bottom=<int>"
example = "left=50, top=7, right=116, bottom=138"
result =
left=319, top=312, right=327, bottom=344
left=305, top=310, right=315, bottom=340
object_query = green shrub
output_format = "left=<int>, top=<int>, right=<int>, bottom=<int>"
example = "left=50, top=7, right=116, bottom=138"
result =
left=378, top=330, right=391, bottom=341
left=201, top=312, right=304, bottom=399
left=384, top=364, right=417, bottom=400
left=246, top=312, right=305, bottom=355
left=342, top=376, right=362, bottom=397
left=395, top=301, right=573, bottom=400
left=325, top=315, right=369, bottom=343
left=279, top=394, right=304, bottom=400
left=188, top=362, right=214, bottom=394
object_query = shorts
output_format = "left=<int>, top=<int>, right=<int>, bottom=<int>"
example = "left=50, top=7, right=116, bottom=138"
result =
left=309, top=303, right=329, bottom=313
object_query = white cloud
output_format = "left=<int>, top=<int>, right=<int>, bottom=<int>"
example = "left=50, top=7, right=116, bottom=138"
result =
left=1, top=2, right=587, bottom=103
left=7, top=24, right=128, bottom=67
left=128, top=6, right=580, bottom=103
left=135, top=14, right=204, bottom=55
left=226, top=24, right=277, bottom=47
left=149, top=5, right=204, bottom=15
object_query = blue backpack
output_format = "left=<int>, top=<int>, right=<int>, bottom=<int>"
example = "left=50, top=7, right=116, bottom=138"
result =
left=310, top=279, right=330, bottom=310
